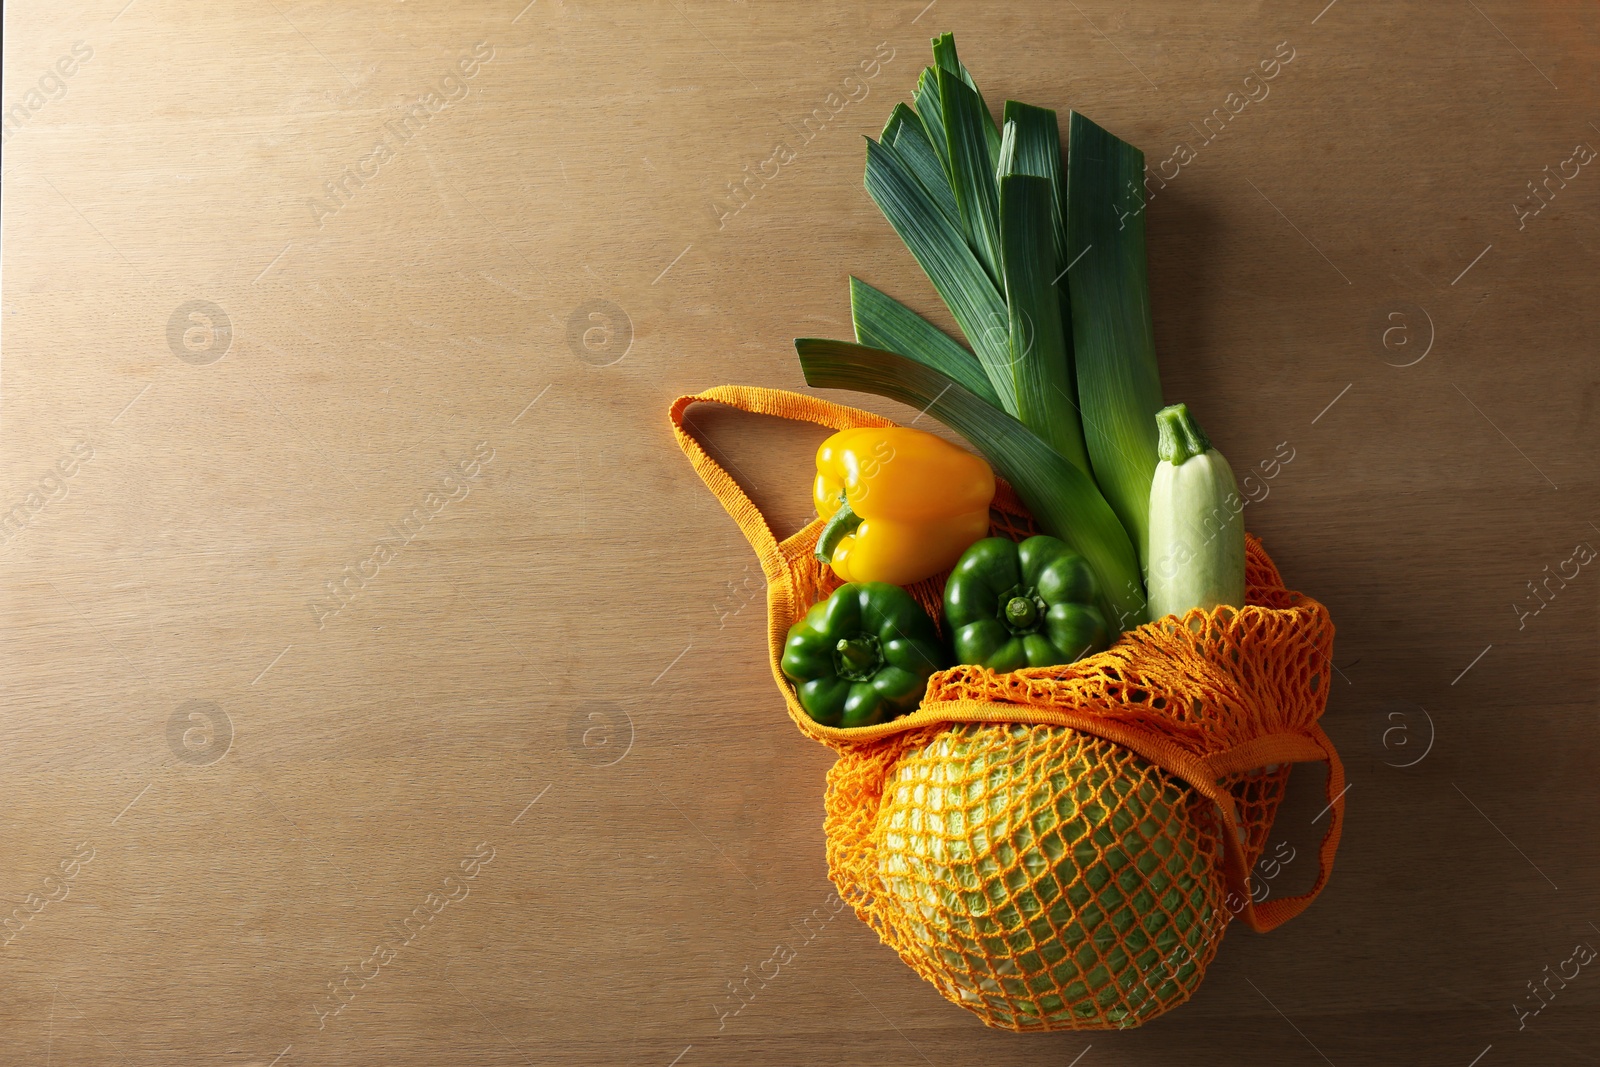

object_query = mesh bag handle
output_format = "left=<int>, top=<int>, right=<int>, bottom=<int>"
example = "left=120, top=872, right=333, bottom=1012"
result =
left=668, top=385, right=891, bottom=584
left=1201, top=722, right=1345, bottom=932
left=669, top=385, right=1344, bottom=935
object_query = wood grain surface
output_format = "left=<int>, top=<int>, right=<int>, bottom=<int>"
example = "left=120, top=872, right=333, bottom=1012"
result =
left=3, top=1, right=1598, bottom=1064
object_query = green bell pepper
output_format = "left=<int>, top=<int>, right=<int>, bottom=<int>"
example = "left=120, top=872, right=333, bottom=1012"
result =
left=781, top=582, right=946, bottom=728
left=944, top=536, right=1110, bottom=672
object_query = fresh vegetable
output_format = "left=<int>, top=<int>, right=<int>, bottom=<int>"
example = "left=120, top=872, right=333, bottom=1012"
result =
left=944, top=535, right=1109, bottom=671
left=780, top=582, right=946, bottom=728
left=938, top=59, right=1003, bottom=284
left=796, top=339, right=1147, bottom=632
left=997, top=101, right=1067, bottom=270
left=999, top=172, right=1090, bottom=472
left=996, top=99, right=1089, bottom=475
left=812, top=426, right=995, bottom=586
left=876, top=724, right=1213, bottom=1026
left=1065, top=112, right=1166, bottom=571
left=858, top=35, right=1103, bottom=475
left=1145, top=403, right=1246, bottom=620
left=863, top=132, right=1014, bottom=413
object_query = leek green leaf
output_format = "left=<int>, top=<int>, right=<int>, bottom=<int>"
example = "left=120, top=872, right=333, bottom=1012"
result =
left=999, top=173, right=1090, bottom=473
left=930, top=33, right=1002, bottom=164
left=863, top=135, right=1016, bottom=414
left=1065, top=111, right=1164, bottom=569
left=998, top=101, right=1067, bottom=271
left=913, top=68, right=948, bottom=174
left=849, top=276, right=1000, bottom=407
left=998, top=103, right=1083, bottom=445
left=883, top=103, right=959, bottom=225
left=996, top=119, right=1019, bottom=181
left=938, top=66, right=1002, bottom=285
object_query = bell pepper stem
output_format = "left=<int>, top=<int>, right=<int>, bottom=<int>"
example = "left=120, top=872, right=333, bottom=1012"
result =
left=835, top=636, right=879, bottom=676
left=1004, top=595, right=1038, bottom=629
left=814, top=495, right=863, bottom=563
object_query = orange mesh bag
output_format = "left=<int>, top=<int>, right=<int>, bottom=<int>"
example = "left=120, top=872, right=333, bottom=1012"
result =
left=670, top=386, right=1346, bottom=1031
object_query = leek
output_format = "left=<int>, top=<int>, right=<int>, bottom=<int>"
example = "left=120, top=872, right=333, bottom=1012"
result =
left=997, top=102, right=1086, bottom=466
left=998, top=173, right=1090, bottom=472
left=1065, top=111, right=1165, bottom=569
left=863, top=135, right=1016, bottom=414
left=938, top=66, right=1003, bottom=285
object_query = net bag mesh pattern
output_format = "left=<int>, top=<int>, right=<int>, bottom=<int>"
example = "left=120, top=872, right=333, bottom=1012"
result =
left=670, top=386, right=1345, bottom=1031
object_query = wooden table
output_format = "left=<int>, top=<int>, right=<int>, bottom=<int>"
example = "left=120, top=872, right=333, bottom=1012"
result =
left=3, top=1, right=1596, bottom=1063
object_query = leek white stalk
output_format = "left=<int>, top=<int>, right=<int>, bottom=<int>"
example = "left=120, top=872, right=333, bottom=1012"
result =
left=1145, top=404, right=1246, bottom=619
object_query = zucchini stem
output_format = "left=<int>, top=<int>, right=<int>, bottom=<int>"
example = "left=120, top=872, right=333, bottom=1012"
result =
left=1155, top=403, right=1212, bottom=465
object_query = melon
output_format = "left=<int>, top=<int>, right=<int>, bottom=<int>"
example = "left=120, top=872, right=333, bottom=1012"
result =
left=874, top=723, right=1224, bottom=1029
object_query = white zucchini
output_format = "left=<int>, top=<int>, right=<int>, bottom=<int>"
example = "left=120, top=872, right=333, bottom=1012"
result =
left=1145, top=404, right=1246, bottom=619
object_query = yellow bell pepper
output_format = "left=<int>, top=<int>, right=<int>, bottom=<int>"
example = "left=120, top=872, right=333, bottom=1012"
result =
left=812, top=426, right=996, bottom=586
